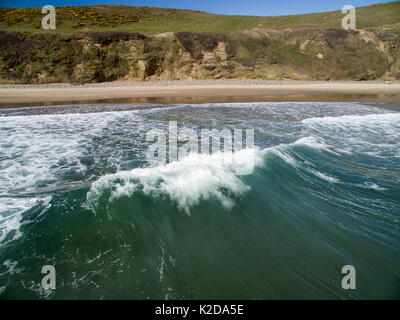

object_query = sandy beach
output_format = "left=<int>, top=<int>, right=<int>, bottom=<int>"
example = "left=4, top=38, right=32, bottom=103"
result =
left=1, top=80, right=400, bottom=107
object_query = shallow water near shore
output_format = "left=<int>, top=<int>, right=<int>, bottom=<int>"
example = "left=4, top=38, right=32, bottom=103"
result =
left=0, top=101, right=399, bottom=299
left=2, top=93, right=400, bottom=109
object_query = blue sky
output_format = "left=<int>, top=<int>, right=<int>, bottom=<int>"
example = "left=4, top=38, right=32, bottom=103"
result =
left=0, top=0, right=395, bottom=16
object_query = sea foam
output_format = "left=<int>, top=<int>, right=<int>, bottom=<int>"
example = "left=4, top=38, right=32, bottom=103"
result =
left=86, top=148, right=265, bottom=214
left=86, top=133, right=342, bottom=213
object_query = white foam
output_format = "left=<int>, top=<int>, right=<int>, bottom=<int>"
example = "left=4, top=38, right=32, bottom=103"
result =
left=86, top=132, right=347, bottom=213
left=0, top=199, right=30, bottom=243
left=2, top=259, right=21, bottom=275
left=307, top=168, right=340, bottom=183
left=87, top=148, right=264, bottom=214
left=362, top=182, right=387, bottom=191
left=0, top=196, right=51, bottom=245
left=266, top=136, right=340, bottom=183
left=269, top=148, right=298, bottom=167
left=0, top=111, right=142, bottom=243
left=302, top=112, right=400, bottom=157
left=293, top=136, right=334, bottom=152
left=302, top=112, right=400, bottom=126
left=267, top=136, right=332, bottom=166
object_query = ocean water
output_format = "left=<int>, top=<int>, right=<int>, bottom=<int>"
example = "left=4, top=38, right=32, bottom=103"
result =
left=0, top=101, right=399, bottom=299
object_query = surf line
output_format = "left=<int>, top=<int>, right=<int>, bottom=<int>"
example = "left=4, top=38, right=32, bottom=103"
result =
left=155, top=304, right=190, bottom=318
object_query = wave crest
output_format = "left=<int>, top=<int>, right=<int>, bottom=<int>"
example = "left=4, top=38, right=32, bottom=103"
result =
left=86, top=149, right=264, bottom=214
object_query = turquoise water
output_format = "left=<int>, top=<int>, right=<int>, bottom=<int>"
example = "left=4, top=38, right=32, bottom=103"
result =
left=0, top=101, right=399, bottom=299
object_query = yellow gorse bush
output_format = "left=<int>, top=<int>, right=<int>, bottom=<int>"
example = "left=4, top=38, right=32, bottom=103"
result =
left=0, top=5, right=181, bottom=29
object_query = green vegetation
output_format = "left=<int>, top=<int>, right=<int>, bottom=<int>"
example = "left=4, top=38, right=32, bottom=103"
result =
left=0, top=3, right=399, bottom=84
left=0, top=27, right=398, bottom=84
left=0, top=2, right=399, bottom=34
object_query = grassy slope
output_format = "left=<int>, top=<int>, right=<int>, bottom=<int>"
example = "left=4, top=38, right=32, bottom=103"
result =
left=1, top=3, right=399, bottom=84
left=0, top=2, right=399, bottom=34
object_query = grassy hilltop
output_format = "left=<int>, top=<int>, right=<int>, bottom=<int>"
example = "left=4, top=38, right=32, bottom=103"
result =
left=0, top=2, right=399, bottom=84
left=1, top=2, right=400, bottom=34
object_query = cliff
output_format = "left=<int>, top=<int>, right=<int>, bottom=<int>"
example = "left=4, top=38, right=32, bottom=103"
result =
left=0, top=28, right=399, bottom=84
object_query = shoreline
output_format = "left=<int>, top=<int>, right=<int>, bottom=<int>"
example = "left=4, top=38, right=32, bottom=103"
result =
left=1, top=80, right=400, bottom=107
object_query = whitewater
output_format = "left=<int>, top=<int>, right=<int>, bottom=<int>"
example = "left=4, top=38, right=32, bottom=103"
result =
left=0, top=101, right=399, bottom=299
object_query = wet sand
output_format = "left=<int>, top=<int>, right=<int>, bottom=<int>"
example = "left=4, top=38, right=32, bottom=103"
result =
left=1, top=80, right=400, bottom=107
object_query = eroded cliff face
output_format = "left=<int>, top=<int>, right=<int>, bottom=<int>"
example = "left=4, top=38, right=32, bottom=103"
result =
left=0, top=28, right=399, bottom=84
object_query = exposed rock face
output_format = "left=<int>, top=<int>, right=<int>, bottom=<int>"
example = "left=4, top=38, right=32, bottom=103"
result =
left=0, top=28, right=399, bottom=84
